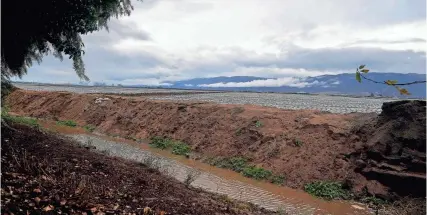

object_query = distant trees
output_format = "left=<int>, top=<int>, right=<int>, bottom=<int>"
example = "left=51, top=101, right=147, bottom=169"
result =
left=355, top=65, right=426, bottom=95
left=1, top=0, right=140, bottom=84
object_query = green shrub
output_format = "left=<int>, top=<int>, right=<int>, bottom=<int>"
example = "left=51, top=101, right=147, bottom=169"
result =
left=361, top=196, right=387, bottom=206
left=83, top=124, right=96, bottom=132
left=149, top=136, right=173, bottom=149
left=255, top=120, right=262, bottom=128
left=270, top=175, right=286, bottom=185
left=172, top=142, right=191, bottom=155
left=56, top=120, right=77, bottom=127
left=304, top=181, right=349, bottom=200
left=242, top=166, right=272, bottom=180
left=215, top=157, right=248, bottom=172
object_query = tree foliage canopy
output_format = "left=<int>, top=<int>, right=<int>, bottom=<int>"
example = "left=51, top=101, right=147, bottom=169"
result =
left=1, top=0, right=138, bottom=81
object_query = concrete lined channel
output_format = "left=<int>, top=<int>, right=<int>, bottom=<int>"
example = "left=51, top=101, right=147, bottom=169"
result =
left=69, top=134, right=371, bottom=215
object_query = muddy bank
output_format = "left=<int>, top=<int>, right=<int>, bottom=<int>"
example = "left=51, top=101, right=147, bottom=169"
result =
left=6, top=90, right=426, bottom=200
left=1, top=123, right=273, bottom=215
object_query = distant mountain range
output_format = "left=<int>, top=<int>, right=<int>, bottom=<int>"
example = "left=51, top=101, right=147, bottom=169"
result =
left=163, top=73, right=426, bottom=98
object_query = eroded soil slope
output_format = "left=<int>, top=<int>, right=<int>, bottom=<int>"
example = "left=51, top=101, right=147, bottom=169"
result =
left=349, top=100, right=426, bottom=198
left=1, top=123, right=272, bottom=215
left=6, top=90, right=426, bottom=199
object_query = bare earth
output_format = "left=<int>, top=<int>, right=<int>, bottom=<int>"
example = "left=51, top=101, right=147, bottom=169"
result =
left=6, top=90, right=374, bottom=190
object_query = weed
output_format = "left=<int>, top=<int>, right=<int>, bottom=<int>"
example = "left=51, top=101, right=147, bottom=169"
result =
left=294, top=138, right=303, bottom=147
left=361, top=196, right=387, bottom=206
left=171, top=142, right=191, bottom=156
left=213, top=157, right=248, bottom=173
left=242, top=166, right=272, bottom=180
left=149, top=136, right=173, bottom=149
left=56, top=120, right=77, bottom=127
left=184, top=168, right=201, bottom=187
left=3, top=114, right=39, bottom=128
left=304, top=181, right=349, bottom=200
left=235, top=127, right=243, bottom=136
left=83, top=124, right=96, bottom=132
left=270, top=175, right=286, bottom=185
left=255, top=120, right=263, bottom=128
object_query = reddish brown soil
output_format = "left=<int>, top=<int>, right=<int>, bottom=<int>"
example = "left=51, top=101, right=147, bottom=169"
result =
left=1, top=123, right=273, bottom=215
left=6, top=90, right=426, bottom=200
left=6, top=90, right=368, bottom=187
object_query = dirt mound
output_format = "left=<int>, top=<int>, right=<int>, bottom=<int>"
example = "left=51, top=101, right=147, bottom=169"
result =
left=1, top=123, right=272, bottom=215
left=6, top=90, right=426, bottom=201
left=349, top=100, right=426, bottom=199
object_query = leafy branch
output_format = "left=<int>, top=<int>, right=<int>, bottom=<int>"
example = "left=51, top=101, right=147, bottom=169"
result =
left=355, top=65, right=426, bottom=95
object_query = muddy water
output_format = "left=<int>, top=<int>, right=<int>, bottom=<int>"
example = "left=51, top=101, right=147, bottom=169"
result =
left=39, top=120, right=371, bottom=215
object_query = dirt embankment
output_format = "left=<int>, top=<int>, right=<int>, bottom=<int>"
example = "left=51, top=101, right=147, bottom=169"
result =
left=348, top=100, right=426, bottom=199
left=1, top=123, right=272, bottom=215
left=6, top=90, right=426, bottom=200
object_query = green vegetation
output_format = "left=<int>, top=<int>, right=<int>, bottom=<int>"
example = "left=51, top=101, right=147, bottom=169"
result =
left=2, top=0, right=140, bottom=84
left=235, top=127, right=243, bottom=136
left=304, top=181, right=350, bottom=200
left=149, top=136, right=174, bottom=149
left=149, top=136, right=191, bottom=156
left=207, top=156, right=286, bottom=184
left=56, top=120, right=77, bottom=127
left=172, top=142, right=191, bottom=156
left=83, top=124, right=96, bottom=132
left=270, top=175, right=286, bottom=185
left=255, top=120, right=263, bottom=128
left=213, top=157, right=248, bottom=172
left=242, top=166, right=272, bottom=180
left=361, top=196, right=387, bottom=206
left=2, top=111, right=39, bottom=128
left=294, top=139, right=303, bottom=147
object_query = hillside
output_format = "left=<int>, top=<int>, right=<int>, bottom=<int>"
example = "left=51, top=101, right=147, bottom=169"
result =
left=164, top=73, right=426, bottom=98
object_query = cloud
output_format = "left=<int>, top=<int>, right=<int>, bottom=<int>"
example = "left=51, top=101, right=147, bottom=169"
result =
left=198, top=77, right=324, bottom=88
left=14, top=0, right=426, bottom=85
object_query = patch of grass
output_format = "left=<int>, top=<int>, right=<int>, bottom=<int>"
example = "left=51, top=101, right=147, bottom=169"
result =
left=242, top=166, right=272, bottom=180
left=361, top=196, right=387, bottom=206
left=56, top=120, right=77, bottom=127
left=149, top=137, right=191, bottom=156
left=294, top=138, right=303, bottom=147
left=214, top=157, right=248, bottom=172
left=255, top=120, right=263, bottom=128
left=83, top=124, right=96, bottom=132
left=304, top=181, right=350, bottom=200
left=171, top=142, right=191, bottom=156
left=270, top=175, right=286, bottom=185
left=149, top=136, right=174, bottom=149
left=3, top=114, right=39, bottom=128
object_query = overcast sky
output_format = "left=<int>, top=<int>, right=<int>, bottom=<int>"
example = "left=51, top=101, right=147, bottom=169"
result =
left=17, top=0, right=426, bottom=85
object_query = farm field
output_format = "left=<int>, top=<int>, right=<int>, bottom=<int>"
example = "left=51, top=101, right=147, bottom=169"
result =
left=15, top=82, right=395, bottom=113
